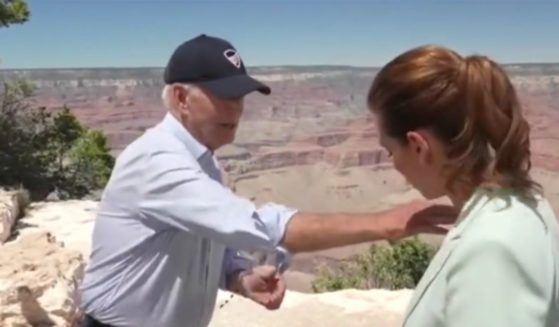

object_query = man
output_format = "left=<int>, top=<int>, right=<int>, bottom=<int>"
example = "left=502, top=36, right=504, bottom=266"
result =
left=78, top=34, right=454, bottom=327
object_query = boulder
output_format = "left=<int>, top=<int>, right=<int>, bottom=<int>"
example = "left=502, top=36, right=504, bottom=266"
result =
left=0, top=232, right=85, bottom=327
left=0, top=189, right=23, bottom=244
left=16, top=200, right=97, bottom=258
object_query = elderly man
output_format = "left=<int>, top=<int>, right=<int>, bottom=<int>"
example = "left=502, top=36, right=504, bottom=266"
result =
left=78, top=34, right=453, bottom=327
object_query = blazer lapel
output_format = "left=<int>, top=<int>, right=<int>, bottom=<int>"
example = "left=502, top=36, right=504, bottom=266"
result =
left=402, top=190, right=490, bottom=325
left=402, top=229, right=461, bottom=324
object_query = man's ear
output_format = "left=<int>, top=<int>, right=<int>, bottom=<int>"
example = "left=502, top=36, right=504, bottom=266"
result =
left=406, top=131, right=430, bottom=164
left=173, top=85, right=190, bottom=115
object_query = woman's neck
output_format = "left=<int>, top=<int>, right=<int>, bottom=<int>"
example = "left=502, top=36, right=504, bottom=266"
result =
left=448, top=193, right=468, bottom=211
left=447, top=183, right=476, bottom=211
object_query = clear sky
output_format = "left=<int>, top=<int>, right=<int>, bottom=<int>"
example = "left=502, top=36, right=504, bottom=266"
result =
left=1, top=0, right=557, bottom=69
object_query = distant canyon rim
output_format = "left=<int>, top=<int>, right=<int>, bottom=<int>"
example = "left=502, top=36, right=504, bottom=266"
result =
left=2, top=64, right=559, bottom=292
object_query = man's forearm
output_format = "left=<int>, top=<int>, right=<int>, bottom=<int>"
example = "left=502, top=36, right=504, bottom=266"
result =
left=280, top=210, right=397, bottom=253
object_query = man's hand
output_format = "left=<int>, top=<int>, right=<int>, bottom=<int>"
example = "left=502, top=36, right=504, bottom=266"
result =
left=381, top=199, right=457, bottom=240
left=231, top=265, right=286, bottom=310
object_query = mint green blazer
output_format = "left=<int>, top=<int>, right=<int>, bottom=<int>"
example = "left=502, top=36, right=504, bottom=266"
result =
left=403, top=187, right=559, bottom=327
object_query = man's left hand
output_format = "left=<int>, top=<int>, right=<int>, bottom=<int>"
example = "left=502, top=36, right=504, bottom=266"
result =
left=234, top=265, right=286, bottom=310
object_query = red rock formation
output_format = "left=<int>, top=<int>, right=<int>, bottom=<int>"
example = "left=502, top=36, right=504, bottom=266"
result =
left=4, top=66, right=557, bottom=175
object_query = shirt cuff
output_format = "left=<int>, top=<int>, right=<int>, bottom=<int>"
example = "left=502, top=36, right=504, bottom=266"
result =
left=254, top=202, right=298, bottom=247
left=220, top=203, right=297, bottom=290
left=220, top=248, right=253, bottom=290
left=273, top=245, right=291, bottom=273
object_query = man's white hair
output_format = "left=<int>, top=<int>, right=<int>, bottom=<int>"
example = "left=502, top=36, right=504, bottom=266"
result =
left=161, top=83, right=192, bottom=110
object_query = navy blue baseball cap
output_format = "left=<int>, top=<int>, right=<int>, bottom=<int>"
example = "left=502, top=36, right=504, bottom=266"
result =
left=164, top=34, right=271, bottom=99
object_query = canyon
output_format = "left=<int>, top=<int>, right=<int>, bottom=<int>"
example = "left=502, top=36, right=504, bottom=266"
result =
left=2, top=64, right=559, bottom=290
left=3, top=65, right=558, bottom=173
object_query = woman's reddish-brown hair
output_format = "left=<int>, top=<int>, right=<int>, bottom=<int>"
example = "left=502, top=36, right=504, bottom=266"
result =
left=367, top=45, right=541, bottom=196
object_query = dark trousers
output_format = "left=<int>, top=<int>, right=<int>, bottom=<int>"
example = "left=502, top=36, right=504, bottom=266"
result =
left=80, top=314, right=116, bottom=327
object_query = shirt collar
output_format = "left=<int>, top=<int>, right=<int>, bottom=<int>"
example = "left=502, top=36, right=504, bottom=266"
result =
left=159, top=112, right=209, bottom=160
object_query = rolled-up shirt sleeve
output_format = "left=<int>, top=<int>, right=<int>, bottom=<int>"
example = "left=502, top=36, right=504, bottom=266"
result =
left=219, top=205, right=297, bottom=289
left=219, top=245, right=292, bottom=290
left=138, top=149, right=298, bottom=252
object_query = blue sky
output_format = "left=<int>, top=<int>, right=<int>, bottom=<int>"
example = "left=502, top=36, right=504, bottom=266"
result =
left=1, top=0, right=557, bottom=69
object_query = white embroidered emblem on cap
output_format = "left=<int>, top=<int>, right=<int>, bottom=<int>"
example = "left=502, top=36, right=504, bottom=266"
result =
left=223, top=49, right=242, bottom=69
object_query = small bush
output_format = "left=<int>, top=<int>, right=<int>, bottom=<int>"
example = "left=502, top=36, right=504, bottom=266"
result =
left=0, top=78, right=114, bottom=200
left=311, top=237, right=438, bottom=292
left=311, top=263, right=363, bottom=292
left=55, top=128, right=115, bottom=199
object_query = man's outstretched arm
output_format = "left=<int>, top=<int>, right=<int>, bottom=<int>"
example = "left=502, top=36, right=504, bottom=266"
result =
left=280, top=201, right=454, bottom=253
left=281, top=211, right=394, bottom=253
left=140, top=149, right=455, bottom=254
left=219, top=200, right=455, bottom=311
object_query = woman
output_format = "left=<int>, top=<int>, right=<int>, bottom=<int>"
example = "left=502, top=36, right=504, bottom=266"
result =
left=368, top=45, right=559, bottom=327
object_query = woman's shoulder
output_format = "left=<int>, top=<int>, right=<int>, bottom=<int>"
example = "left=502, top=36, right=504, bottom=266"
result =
left=458, top=188, right=558, bottom=258
left=475, top=189, right=554, bottom=227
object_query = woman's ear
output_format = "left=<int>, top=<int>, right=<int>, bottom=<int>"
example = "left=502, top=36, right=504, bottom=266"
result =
left=406, top=130, right=431, bottom=164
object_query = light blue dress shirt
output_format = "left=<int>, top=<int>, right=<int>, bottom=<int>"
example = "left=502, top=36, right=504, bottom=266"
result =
left=79, top=113, right=297, bottom=327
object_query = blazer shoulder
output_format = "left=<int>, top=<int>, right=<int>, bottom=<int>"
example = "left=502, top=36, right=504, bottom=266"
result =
left=452, top=194, right=557, bottom=275
left=466, top=194, right=550, bottom=242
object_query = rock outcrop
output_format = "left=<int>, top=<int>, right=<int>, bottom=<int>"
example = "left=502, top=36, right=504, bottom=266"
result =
left=0, top=189, right=24, bottom=244
left=210, top=288, right=413, bottom=327
left=0, top=199, right=416, bottom=326
left=16, top=200, right=98, bottom=257
left=0, top=232, right=84, bottom=327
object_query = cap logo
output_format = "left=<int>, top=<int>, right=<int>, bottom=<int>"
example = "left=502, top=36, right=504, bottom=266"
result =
left=224, top=49, right=242, bottom=69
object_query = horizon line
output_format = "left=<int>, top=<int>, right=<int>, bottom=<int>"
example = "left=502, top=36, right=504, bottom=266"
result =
left=2, top=61, right=559, bottom=71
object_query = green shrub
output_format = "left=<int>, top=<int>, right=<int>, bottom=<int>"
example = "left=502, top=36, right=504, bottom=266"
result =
left=311, top=262, right=363, bottom=292
left=312, top=237, right=438, bottom=292
left=55, top=128, right=115, bottom=199
left=0, top=78, right=114, bottom=200
left=0, top=79, right=54, bottom=198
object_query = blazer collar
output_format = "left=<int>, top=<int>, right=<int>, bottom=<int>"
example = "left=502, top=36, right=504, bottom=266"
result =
left=402, top=188, right=492, bottom=324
